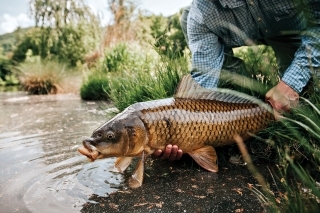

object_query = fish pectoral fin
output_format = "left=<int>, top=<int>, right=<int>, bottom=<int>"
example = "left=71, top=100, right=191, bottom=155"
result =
left=129, top=152, right=145, bottom=188
left=112, top=157, right=133, bottom=173
left=188, top=146, right=218, bottom=172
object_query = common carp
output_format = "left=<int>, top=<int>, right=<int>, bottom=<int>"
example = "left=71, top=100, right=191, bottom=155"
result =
left=78, top=74, right=274, bottom=188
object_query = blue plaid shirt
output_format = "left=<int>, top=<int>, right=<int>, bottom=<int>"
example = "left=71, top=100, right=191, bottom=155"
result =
left=188, top=0, right=320, bottom=93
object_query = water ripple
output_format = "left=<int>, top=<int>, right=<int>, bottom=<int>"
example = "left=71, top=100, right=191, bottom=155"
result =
left=0, top=93, right=120, bottom=213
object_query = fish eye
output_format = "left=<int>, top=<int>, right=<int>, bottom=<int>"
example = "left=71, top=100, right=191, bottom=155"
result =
left=106, top=131, right=115, bottom=139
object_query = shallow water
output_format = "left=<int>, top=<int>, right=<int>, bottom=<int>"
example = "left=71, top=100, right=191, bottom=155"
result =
left=0, top=92, right=124, bottom=212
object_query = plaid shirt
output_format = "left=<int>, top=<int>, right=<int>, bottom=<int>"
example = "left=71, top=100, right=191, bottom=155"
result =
left=188, top=0, right=320, bottom=93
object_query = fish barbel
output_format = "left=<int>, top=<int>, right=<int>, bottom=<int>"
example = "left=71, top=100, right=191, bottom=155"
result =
left=78, top=75, right=274, bottom=188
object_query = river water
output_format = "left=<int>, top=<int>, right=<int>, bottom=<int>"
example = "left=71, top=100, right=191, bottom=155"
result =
left=0, top=91, right=124, bottom=212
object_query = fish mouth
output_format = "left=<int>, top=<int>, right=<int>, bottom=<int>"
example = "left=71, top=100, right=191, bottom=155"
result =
left=78, top=143, right=100, bottom=162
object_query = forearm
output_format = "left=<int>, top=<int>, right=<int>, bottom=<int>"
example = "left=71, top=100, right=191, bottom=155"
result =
left=282, top=27, right=320, bottom=93
left=190, top=47, right=224, bottom=89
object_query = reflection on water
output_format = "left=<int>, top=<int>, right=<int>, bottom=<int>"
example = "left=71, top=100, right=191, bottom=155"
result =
left=0, top=92, right=122, bottom=212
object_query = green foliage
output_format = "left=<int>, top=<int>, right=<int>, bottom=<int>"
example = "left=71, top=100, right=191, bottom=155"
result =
left=53, top=23, right=99, bottom=66
left=11, top=0, right=101, bottom=67
left=218, top=45, right=280, bottom=99
left=234, top=45, right=279, bottom=86
left=0, top=27, right=31, bottom=54
left=0, top=47, right=19, bottom=86
left=81, top=43, right=156, bottom=101
left=80, top=71, right=110, bottom=100
left=12, top=28, right=48, bottom=62
left=150, top=12, right=188, bottom=58
left=0, top=49, right=11, bottom=80
left=83, top=41, right=181, bottom=110
left=12, top=24, right=100, bottom=67
left=83, top=42, right=177, bottom=108
left=30, top=0, right=98, bottom=29
left=108, top=49, right=189, bottom=111
left=154, top=54, right=189, bottom=97
left=102, top=43, right=130, bottom=72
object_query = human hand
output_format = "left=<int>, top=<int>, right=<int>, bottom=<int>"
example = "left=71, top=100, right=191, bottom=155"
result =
left=265, top=80, right=299, bottom=117
left=152, top=144, right=183, bottom=161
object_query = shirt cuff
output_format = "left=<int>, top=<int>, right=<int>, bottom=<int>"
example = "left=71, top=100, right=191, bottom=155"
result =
left=281, top=63, right=311, bottom=93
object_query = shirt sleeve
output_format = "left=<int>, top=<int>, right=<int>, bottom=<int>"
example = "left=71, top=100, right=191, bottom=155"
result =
left=281, top=27, right=320, bottom=93
left=187, top=7, right=225, bottom=89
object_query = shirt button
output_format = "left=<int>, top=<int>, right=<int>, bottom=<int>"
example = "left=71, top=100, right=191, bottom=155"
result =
left=257, top=17, right=262, bottom=22
left=249, top=1, right=254, bottom=5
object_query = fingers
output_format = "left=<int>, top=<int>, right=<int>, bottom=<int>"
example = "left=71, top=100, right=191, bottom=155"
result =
left=175, top=148, right=183, bottom=160
left=167, top=145, right=183, bottom=161
left=151, top=144, right=183, bottom=161
left=151, top=149, right=162, bottom=159
left=161, top=144, right=173, bottom=159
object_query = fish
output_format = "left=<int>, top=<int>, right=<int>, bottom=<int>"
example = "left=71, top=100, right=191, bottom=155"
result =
left=78, top=74, right=274, bottom=188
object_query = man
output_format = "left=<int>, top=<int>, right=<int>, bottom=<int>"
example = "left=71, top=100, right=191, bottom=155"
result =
left=153, top=0, right=320, bottom=160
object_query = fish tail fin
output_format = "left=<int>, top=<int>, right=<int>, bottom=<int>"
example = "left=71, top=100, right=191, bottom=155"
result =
left=188, top=146, right=218, bottom=172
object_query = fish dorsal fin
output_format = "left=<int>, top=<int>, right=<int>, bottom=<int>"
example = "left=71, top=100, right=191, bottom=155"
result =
left=174, top=74, right=260, bottom=104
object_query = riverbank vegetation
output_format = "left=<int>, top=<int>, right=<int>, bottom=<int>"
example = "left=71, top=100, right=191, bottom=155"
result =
left=0, top=0, right=319, bottom=212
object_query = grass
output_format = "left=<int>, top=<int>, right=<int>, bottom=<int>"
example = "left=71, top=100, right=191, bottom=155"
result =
left=108, top=50, right=189, bottom=111
left=81, top=42, right=189, bottom=110
left=15, top=58, right=80, bottom=94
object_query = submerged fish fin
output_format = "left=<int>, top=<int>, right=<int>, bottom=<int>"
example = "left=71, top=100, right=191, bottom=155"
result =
left=174, top=74, right=262, bottom=104
left=113, top=157, right=133, bottom=173
left=188, top=146, right=218, bottom=172
left=129, top=151, right=145, bottom=188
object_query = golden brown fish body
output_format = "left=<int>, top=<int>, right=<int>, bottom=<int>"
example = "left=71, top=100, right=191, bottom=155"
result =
left=78, top=75, right=274, bottom=188
left=137, top=97, right=272, bottom=152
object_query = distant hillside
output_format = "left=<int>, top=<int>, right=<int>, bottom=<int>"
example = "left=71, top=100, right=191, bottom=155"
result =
left=0, top=27, right=32, bottom=54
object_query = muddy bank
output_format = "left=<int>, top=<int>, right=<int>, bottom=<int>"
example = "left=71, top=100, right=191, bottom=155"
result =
left=81, top=156, right=269, bottom=213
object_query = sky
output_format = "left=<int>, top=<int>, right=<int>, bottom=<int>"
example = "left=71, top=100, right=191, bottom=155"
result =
left=0, top=0, right=192, bottom=35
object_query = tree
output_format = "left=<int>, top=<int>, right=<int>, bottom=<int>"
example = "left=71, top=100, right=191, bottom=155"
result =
left=30, top=0, right=98, bottom=29
left=103, top=0, right=139, bottom=46
left=12, top=0, right=102, bottom=66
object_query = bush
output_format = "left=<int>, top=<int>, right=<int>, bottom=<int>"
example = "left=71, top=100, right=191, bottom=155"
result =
left=150, top=12, right=188, bottom=58
left=0, top=53, right=12, bottom=82
left=102, top=43, right=130, bottom=72
left=15, top=59, right=69, bottom=94
left=80, top=71, right=110, bottom=100
left=12, top=24, right=100, bottom=67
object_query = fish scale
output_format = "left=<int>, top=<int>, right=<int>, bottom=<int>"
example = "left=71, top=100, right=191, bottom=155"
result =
left=136, top=97, right=273, bottom=151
